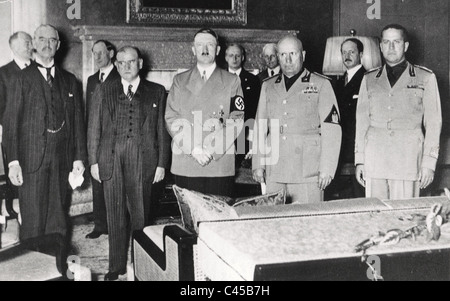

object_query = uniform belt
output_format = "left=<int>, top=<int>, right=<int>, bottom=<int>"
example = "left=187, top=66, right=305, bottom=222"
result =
left=47, top=120, right=65, bottom=133
left=370, top=120, right=421, bottom=130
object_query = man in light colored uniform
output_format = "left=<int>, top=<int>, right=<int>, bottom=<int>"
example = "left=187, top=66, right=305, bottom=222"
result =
left=355, top=24, right=442, bottom=199
left=252, top=35, right=342, bottom=204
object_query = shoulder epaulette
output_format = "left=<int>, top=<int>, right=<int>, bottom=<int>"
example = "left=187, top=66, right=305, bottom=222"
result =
left=262, top=73, right=279, bottom=82
left=313, top=72, right=331, bottom=81
left=365, top=66, right=382, bottom=75
left=414, top=65, right=434, bottom=74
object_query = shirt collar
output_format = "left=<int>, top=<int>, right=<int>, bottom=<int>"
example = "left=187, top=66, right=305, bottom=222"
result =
left=268, top=66, right=281, bottom=75
left=197, top=63, right=217, bottom=81
left=229, top=67, right=242, bottom=76
left=121, top=77, right=141, bottom=95
left=13, top=56, right=31, bottom=70
left=346, top=64, right=363, bottom=82
left=35, top=57, right=55, bottom=79
left=99, top=63, right=114, bottom=81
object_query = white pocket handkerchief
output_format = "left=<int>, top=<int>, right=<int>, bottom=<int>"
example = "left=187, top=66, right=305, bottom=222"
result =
left=69, top=93, right=74, bottom=97
left=353, top=94, right=359, bottom=99
left=153, top=103, right=157, bottom=108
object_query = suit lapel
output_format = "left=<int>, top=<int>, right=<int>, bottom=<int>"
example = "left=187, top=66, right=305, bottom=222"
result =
left=185, top=68, right=205, bottom=95
left=135, top=81, right=152, bottom=127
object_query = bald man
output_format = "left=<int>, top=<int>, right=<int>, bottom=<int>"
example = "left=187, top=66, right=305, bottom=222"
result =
left=0, top=31, right=33, bottom=125
left=252, top=35, right=341, bottom=204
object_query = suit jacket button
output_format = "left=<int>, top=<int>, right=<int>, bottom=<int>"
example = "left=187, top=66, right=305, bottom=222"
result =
left=112, top=150, right=115, bottom=154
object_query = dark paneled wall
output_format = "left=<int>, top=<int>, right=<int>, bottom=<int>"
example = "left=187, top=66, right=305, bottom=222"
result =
left=45, top=0, right=334, bottom=78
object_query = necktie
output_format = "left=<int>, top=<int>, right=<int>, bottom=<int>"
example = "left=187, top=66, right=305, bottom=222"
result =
left=127, top=84, right=134, bottom=101
left=270, top=70, right=274, bottom=77
left=344, top=72, right=349, bottom=86
left=100, top=72, right=105, bottom=83
left=36, top=63, right=54, bottom=87
left=201, top=70, right=207, bottom=82
left=46, top=67, right=53, bottom=88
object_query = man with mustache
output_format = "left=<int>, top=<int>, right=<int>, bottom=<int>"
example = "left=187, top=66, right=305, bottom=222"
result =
left=326, top=38, right=366, bottom=200
left=355, top=24, right=442, bottom=199
left=3, top=24, right=87, bottom=275
left=165, top=28, right=244, bottom=197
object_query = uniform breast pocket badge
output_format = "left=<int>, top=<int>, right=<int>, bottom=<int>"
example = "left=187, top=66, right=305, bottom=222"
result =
left=302, top=86, right=319, bottom=94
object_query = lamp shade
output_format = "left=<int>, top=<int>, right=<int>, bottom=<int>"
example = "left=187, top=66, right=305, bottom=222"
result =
left=322, top=35, right=382, bottom=76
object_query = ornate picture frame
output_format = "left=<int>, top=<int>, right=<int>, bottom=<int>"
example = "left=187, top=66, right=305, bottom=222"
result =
left=126, top=0, right=247, bottom=26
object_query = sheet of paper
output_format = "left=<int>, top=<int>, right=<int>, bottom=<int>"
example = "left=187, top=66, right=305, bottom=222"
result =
left=0, top=215, right=5, bottom=225
left=68, top=172, right=84, bottom=190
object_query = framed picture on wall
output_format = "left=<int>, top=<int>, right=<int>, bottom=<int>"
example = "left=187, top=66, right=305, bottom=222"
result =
left=126, top=0, right=247, bottom=26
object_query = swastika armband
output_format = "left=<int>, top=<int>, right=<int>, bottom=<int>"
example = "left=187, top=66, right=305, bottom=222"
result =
left=324, top=105, right=340, bottom=125
left=231, top=95, right=245, bottom=112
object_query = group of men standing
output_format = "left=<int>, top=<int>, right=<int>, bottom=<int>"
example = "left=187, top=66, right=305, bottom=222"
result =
left=0, top=23, right=442, bottom=280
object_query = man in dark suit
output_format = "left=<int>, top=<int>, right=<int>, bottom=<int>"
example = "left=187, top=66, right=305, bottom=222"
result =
left=257, top=43, right=281, bottom=83
left=326, top=38, right=366, bottom=200
left=85, top=40, right=120, bottom=240
left=3, top=24, right=87, bottom=275
left=0, top=32, right=33, bottom=125
left=225, top=43, right=261, bottom=167
left=88, top=46, right=171, bottom=280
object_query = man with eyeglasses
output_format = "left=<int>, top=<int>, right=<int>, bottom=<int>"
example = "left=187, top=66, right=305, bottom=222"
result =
left=355, top=24, right=442, bottom=200
left=88, top=46, right=170, bottom=280
left=252, top=35, right=341, bottom=204
left=165, top=28, right=244, bottom=197
left=3, top=24, right=87, bottom=276
left=84, top=40, right=120, bottom=240
left=257, top=43, right=281, bottom=83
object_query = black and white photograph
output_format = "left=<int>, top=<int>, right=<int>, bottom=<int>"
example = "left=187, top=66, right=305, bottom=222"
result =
left=0, top=0, right=450, bottom=286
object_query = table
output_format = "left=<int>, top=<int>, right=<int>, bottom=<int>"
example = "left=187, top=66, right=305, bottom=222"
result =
left=197, top=198, right=450, bottom=281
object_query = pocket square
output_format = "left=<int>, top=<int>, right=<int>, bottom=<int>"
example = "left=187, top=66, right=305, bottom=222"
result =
left=153, top=103, right=157, bottom=108
left=353, top=94, right=359, bottom=99
left=69, top=93, right=74, bottom=97
left=246, top=87, right=251, bottom=90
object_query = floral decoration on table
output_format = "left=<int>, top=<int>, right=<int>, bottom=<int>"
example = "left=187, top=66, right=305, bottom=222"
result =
left=354, top=203, right=450, bottom=255
left=353, top=202, right=450, bottom=281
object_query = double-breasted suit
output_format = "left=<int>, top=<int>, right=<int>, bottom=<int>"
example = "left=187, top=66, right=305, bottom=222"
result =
left=252, top=69, right=342, bottom=203
left=85, top=66, right=120, bottom=234
left=88, top=77, right=171, bottom=272
left=3, top=63, right=87, bottom=240
left=355, top=62, right=442, bottom=199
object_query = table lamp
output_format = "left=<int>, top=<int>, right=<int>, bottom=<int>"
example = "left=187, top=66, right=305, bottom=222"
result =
left=322, top=29, right=382, bottom=76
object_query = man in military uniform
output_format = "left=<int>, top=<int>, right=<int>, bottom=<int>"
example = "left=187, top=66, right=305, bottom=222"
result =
left=355, top=24, right=442, bottom=199
left=165, top=28, right=244, bottom=197
left=252, top=35, right=342, bottom=204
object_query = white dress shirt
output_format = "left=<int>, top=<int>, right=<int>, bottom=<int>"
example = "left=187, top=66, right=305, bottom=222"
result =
left=197, top=63, right=217, bottom=81
left=99, top=63, right=114, bottom=82
left=121, top=77, right=141, bottom=98
left=346, top=64, right=363, bottom=83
